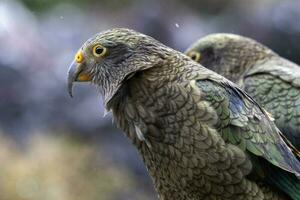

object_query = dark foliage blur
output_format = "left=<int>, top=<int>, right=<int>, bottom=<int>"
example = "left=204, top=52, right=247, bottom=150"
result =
left=1, top=0, right=299, bottom=199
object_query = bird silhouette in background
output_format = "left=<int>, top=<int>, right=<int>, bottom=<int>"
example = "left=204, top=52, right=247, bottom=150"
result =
left=185, top=33, right=300, bottom=151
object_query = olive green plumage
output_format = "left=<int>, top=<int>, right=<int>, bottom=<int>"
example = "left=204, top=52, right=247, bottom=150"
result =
left=185, top=33, right=300, bottom=199
left=185, top=34, right=300, bottom=151
left=68, top=28, right=300, bottom=200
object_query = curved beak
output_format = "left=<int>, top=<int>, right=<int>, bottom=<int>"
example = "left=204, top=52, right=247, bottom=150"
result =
left=67, top=60, right=91, bottom=97
left=67, top=60, right=79, bottom=97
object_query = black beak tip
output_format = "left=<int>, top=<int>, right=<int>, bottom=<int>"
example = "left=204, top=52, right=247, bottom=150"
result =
left=68, top=81, right=74, bottom=98
left=69, top=91, right=73, bottom=98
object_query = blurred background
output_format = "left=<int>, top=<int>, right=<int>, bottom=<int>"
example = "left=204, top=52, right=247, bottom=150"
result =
left=1, top=0, right=300, bottom=199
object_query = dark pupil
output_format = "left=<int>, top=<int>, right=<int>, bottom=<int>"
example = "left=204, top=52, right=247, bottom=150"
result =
left=95, top=47, right=104, bottom=54
left=191, top=54, right=197, bottom=60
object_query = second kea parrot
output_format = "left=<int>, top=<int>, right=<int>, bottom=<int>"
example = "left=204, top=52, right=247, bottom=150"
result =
left=185, top=33, right=300, bottom=150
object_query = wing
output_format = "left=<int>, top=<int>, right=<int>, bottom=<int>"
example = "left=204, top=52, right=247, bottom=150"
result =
left=195, top=78, right=300, bottom=178
left=242, top=58, right=300, bottom=149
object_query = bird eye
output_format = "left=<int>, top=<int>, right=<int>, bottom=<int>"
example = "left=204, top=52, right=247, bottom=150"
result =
left=93, top=44, right=107, bottom=57
left=188, top=51, right=201, bottom=62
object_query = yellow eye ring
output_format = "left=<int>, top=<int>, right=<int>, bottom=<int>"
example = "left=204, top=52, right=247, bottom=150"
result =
left=75, top=51, right=84, bottom=63
left=93, top=44, right=107, bottom=57
left=188, top=51, right=201, bottom=62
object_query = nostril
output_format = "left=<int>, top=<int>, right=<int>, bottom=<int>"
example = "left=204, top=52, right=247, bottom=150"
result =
left=75, top=51, right=84, bottom=63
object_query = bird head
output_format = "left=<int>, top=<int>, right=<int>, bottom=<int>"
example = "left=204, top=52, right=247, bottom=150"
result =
left=185, top=33, right=275, bottom=82
left=68, top=28, right=165, bottom=107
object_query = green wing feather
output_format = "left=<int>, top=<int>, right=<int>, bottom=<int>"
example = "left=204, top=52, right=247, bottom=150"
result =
left=195, top=78, right=300, bottom=177
left=195, top=78, right=300, bottom=199
left=243, top=58, right=300, bottom=149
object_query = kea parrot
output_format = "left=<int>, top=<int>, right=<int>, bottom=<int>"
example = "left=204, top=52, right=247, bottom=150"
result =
left=185, top=34, right=300, bottom=151
left=68, top=28, right=300, bottom=200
